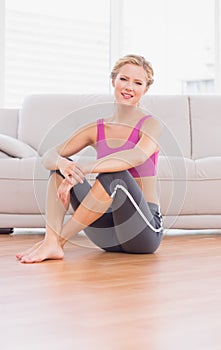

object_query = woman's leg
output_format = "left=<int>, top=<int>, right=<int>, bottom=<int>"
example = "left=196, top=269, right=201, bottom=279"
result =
left=96, top=171, right=164, bottom=254
left=47, top=171, right=123, bottom=252
left=19, top=171, right=122, bottom=263
left=61, top=170, right=163, bottom=254
left=19, top=169, right=163, bottom=263
left=17, top=172, right=69, bottom=260
left=59, top=179, right=113, bottom=243
left=67, top=179, right=123, bottom=252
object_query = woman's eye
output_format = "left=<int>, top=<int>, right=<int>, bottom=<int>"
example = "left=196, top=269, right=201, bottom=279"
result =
left=136, top=82, right=142, bottom=85
left=120, top=77, right=126, bottom=81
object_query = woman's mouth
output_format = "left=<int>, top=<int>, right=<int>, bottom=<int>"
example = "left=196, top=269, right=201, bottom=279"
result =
left=121, top=92, right=133, bottom=99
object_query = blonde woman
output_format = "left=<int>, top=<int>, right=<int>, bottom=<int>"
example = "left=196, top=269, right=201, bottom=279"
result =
left=16, top=54, right=164, bottom=263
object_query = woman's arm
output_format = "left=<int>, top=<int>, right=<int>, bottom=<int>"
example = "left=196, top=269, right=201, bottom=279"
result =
left=83, top=118, right=163, bottom=174
left=42, top=122, right=97, bottom=184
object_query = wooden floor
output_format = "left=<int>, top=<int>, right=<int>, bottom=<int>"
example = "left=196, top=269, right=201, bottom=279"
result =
left=1, top=232, right=221, bottom=350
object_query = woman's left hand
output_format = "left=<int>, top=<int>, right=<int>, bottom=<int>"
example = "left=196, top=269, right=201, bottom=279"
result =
left=57, top=162, right=89, bottom=206
left=57, top=178, right=76, bottom=207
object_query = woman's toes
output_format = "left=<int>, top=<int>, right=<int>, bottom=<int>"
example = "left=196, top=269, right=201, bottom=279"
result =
left=15, top=241, right=43, bottom=261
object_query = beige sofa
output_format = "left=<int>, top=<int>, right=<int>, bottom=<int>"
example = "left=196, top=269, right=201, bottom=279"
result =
left=0, top=94, right=220, bottom=232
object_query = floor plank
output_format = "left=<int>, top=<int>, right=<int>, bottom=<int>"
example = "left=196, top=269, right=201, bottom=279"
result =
left=1, top=232, right=221, bottom=350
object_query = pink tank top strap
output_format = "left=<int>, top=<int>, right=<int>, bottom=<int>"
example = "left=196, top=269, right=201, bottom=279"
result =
left=96, top=118, right=105, bottom=142
left=128, top=115, right=152, bottom=141
left=136, top=115, right=152, bottom=128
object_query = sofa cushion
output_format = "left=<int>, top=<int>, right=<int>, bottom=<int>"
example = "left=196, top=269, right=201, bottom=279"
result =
left=158, top=156, right=221, bottom=216
left=0, top=134, right=38, bottom=158
left=0, top=158, right=48, bottom=213
left=0, top=157, right=47, bottom=180
left=158, top=156, right=196, bottom=180
left=0, top=151, right=10, bottom=159
left=195, top=157, right=221, bottom=180
left=190, top=95, right=221, bottom=159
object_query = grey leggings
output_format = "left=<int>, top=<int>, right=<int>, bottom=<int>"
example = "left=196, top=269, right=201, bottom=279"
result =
left=53, top=169, right=163, bottom=254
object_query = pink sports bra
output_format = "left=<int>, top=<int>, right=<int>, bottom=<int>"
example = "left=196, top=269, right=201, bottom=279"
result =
left=96, top=115, right=159, bottom=177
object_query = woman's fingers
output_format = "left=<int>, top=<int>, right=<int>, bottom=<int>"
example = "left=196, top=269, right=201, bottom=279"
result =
left=57, top=181, right=70, bottom=206
left=59, top=160, right=86, bottom=186
left=72, top=166, right=85, bottom=184
left=61, top=163, right=85, bottom=185
left=63, top=166, right=75, bottom=185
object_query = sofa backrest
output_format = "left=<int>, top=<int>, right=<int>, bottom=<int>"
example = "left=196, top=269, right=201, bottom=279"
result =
left=140, top=95, right=190, bottom=158
left=18, top=94, right=191, bottom=158
left=190, top=95, right=221, bottom=159
left=18, top=94, right=115, bottom=155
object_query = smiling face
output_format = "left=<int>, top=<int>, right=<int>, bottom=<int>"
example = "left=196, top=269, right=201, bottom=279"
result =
left=112, top=63, right=149, bottom=106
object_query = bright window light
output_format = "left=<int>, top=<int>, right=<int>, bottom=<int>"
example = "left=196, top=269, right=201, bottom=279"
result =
left=5, top=0, right=110, bottom=107
left=121, top=0, right=215, bottom=94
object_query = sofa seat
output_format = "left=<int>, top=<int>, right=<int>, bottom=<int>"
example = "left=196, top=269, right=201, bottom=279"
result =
left=158, top=155, right=221, bottom=227
left=0, top=158, right=48, bottom=214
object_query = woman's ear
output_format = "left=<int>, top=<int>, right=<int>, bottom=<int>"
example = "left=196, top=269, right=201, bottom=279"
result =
left=112, top=78, right=115, bottom=88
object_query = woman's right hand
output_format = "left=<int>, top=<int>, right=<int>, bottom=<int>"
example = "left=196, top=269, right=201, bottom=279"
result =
left=58, top=157, right=85, bottom=186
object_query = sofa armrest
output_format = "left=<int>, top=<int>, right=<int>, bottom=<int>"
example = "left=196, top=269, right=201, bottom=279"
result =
left=0, top=134, right=38, bottom=158
left=0, top=109, right=19, bottom=137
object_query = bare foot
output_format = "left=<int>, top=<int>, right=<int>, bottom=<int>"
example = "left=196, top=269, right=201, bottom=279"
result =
left=20, top=240, right=64, bottom=264
left=16, top=240, right=43, bottom=260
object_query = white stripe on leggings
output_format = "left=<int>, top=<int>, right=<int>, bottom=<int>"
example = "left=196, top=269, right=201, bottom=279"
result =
left=111, top=184, right=163, bottom=233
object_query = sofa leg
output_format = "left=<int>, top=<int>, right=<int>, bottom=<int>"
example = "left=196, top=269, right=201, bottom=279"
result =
left=0, top=228, right=14, bottom=234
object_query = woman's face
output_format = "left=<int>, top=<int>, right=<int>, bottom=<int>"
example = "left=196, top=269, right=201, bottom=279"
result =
left=112, top=63, right=148, bottom=106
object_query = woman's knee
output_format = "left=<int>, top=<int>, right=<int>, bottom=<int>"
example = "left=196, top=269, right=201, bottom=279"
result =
left=96, top=170, right=131, bottom=196
left=97, top=170, right=129, bottom=181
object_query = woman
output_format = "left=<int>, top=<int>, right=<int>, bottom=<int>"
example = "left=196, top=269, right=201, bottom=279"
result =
left=16, top=54, right=164, bottom=263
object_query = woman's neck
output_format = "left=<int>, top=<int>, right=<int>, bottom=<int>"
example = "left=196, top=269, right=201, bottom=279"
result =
left=112, top=103, right=143, bottom=123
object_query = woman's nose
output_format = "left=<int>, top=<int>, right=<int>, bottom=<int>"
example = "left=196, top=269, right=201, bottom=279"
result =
left=125, top=82, right=133, bottom=91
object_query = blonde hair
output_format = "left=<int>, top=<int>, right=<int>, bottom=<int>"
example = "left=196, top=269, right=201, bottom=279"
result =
left=110, top=54, right=154, bottom=87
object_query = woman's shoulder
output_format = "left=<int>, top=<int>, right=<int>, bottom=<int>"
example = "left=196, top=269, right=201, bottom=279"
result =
left=73, top=121, right=98, bottom=143
left=141, top=113, right=163, bottom=128
left=140, top=115, right=163, bottom=139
